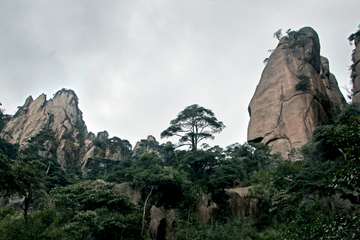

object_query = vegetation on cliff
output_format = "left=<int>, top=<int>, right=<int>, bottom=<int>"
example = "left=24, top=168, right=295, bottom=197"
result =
left=0, top=102, right=359, bottom=239
left=1, top=25, right=359, bottom=239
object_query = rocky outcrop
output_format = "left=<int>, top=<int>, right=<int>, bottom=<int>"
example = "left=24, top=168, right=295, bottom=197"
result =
left=351, top=30, right=360, bottom=102
left=247, top=27, right=347, bottom=155
left=114, top=182, right=141, bottom=204
left=133, top=135, right=162, bottom=158
left=80, top=131, right=132, bottom=173
left=0, top=89, right=87, bottom=170
left=149, top=206, right=176, bottom=240
left=227, top=187, right=258, bottom=219
left=0, top=89, right=132, bottom=173
left=1, top=89, right=86, bottom=146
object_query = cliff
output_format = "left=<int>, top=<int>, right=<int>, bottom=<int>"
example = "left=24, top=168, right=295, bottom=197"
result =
left=1, top=89, right=86, bottom=146
left=247, top=27, right=347, bottom=155
left=0, top=89, right=132, bottom=173
left=350, top=28, right=360, bottom=102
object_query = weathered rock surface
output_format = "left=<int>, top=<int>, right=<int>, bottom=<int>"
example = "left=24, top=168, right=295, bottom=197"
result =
left=80, top=130, right=132, bottom=175
left=114, top=182, right=141, bottom=204
left=1, top=89, right=86, bottom=145
left=226, top=187, right=258, bottom=219
left=133, top=135, right=162, bottom=158
left=0, top=89, right=132, bottom=173
left=247, top=27, right=347, bottom=155
left=351, top=32, right=360, bottom=102
left=0, top=89, right=87, bottom=169
left=149, top=206, right=176, bottom=240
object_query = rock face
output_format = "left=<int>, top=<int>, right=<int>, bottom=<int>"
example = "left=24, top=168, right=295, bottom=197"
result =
left=351, top=31, right=360, bottom=102
left=227, top=187, right=258, bottom=219
left=133, top=135, right=162, bottom=158
left=247, top=27, right=347, bottom=155
left=0, top=89, right=132, bottom=173
left=1, top=89, right=87, bottom=169
left=80, top=130, right=132, bottom=176
left=149, top=206, right=176, bottom=240
left=1, top=89, right=86, bottom=145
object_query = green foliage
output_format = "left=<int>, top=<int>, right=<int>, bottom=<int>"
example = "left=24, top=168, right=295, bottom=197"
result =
left=0, top=103, right=11, bottom=132
left=51, top=180, right=136, bottom=213
left=129, top=153, right=188, bottom=210
left=302, top=103, right=360, bottom=205
left=93, top=136, right=132, bottom=160
left=1, top=99, right=360, bottom=238
left=84, top=158, right=131, bottom=181
left=273, top=29, right=283, bottom=41
left=49, top=180, right=143, bottom=239
left=284, top=29, right=306, bottom=49
left=161, top=104, right=225, bottom=150
left=104, top=159, right=134, bottom=183
left=263, top=57, right=269, bottom=65
left=348, top=24, right=360, bottom=45
left=249, top=158, right=304, bottom=228
left=132, top=138, right=163, bottom=158
left=0, top=152, right=44, bottom=224
left=15, top=130, right=72, bottom=190
left=272, top=28, right=305, bottom=50
left=171, top=217, right=282, bottom=240
left=295, top=74, right=312, bottom=92
left=275, top=102, right=360, bottom=238
left=0, top=139, right=19, bottom=160
left=177, top=150, right=219, bottom=183
left=0, top=153, right=18, bottom=198
left=284, top=202, right=360, bottom=239
left=0, top=191, right=142, bottom=240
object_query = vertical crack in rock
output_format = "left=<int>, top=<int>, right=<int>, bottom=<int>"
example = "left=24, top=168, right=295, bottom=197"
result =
left=247, top=27, right=347, bottom=157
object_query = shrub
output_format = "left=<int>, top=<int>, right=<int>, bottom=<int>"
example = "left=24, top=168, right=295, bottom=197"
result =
left=295, top=74, right=312, bottom=92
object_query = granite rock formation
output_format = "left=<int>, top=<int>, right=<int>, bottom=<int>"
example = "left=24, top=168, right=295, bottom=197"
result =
left=1, top=89, right=86, bottom=146
left=133, top=135, right=162, bottom=158
left=227, top=187, right=258, bottom=219
left=247, top=27, right=347, bottom=155
left=351, top=30, right=360, bottom=102
left=0, top=89, right=132, bottom=173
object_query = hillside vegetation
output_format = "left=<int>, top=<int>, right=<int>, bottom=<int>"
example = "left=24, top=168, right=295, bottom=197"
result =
left=1, top=102, right=360, bottom=239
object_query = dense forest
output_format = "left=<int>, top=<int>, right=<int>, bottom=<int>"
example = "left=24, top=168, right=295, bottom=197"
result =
left=1, top=100, right=360, bottom=240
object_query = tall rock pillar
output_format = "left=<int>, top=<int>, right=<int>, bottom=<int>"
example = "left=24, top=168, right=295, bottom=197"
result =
left=351, top=31, right=360, bottom=102
left=247, top=27, right=347, bottom=156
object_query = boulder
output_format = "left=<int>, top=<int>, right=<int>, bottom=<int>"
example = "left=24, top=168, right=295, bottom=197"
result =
left=149, top=206, right=176, bottom=240
left=226, top=187, right=258, bottom=219
left=247, top=27, right=346, bottom=156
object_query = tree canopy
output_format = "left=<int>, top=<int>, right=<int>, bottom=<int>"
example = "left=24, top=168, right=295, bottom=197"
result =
left=160, top=104, right=225, bottom=150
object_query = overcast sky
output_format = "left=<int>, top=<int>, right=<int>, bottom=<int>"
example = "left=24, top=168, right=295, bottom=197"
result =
left=0, top=0, right=359, bottom=149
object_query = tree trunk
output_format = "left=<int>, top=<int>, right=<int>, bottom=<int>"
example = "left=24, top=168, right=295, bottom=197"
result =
left=141, top=187, right=154, bottom=236
left=23, top=188, right=32, bottom=225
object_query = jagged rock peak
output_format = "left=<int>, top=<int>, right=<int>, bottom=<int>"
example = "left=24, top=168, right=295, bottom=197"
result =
left=147, top=135, right=156, bottom=142
left=247, top=27, right=347, bottom=156
left=96, top=131, right=109, bottom=141
left=0, top=88, right=87, bottom=145
left=133, top=135, right=160, bottom=157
